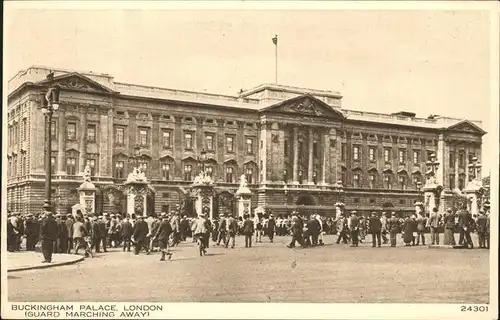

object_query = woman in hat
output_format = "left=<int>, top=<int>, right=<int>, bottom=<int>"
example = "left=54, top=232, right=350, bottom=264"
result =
left=402, top=215, right=416, bottom=246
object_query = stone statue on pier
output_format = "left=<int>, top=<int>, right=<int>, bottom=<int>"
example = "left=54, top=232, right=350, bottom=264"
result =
left=239, top=174, right=248, bottom=188
left=126, top=167, right=147, bottom=183
left=82, top=164, right=92, bottom=182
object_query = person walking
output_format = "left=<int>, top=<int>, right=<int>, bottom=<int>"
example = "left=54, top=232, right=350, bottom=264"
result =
left=154, top=213, right=173, bottom=261
left=266, top=214, right=276, bottom=243
left=132, top=216, right=149, bottom=255
left=402, top=216, right=417, bottom=246
left=368, top=212, right=382, bottom=247
left=335, top=215, right=348, bottom=244
left=348, top=211, right=360, bottom=247
left=58, top=214, right=69, bottom=254
left=91, top=216, right=102, bottom=253
left=217, top=214, right=228, bottom=246
left=40, top=211, right=59, bottom=263
left=287, top=211, right=304, bottom=249
left=307, top=215, right=321, bottom=246
left=243, top=214, right=255, bottom=248
left=24, top=214, right=39, bottom=251
left=192, top=212, right=210, bottom=255
left=72, top=216, right=88, bottom=256
left=387, top=212, right=400, bottom=247
left=380, top=212, right=389, bottom=244
left=226, top=213, right=238, bottom=249
left=427, top=207, right=441, bottom=245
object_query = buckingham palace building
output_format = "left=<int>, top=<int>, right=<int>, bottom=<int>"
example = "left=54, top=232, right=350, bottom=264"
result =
left=6, top=66, right=486, bottom=217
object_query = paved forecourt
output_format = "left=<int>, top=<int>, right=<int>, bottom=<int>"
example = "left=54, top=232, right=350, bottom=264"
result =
left=8, top=234, right=489, bottom=303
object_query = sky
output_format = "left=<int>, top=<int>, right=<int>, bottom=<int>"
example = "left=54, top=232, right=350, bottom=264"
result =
left=4, top=7, right=494, bottom=173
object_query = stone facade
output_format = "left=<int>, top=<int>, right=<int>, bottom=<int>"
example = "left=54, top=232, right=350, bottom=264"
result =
left=6, top=66, right=486, bottom=217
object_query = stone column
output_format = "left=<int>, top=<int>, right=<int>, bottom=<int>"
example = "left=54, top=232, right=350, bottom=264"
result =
left=454, top=144, right=459, bottom=189
left=307, top=127, right=314, bottom=185
left=465, top=146, right=470, bottom=182
left=107, top=109, right=114, bottom=177
left=79, top=110, right=87, bottom=173
left=292, top=127, right=299, bottom=184
left=56, top=108, right=66, bottom=175
left=98, top=108, right=110, bottom=177
left=321, top=128, right=330, bottom=185
left=436, top=133, right=445, bottom=186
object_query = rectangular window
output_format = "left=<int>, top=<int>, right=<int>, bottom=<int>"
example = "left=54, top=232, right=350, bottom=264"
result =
left=205, top=165, right=213, bottom=177
left=353, top=173, right=360, bottom=188
left=341, top=169, right=346, bottom=185
left=369, top=174, right=376, bottom=189
left=87, top=124, right=96, bottom=142
left=184, top=165, right=192, bottom=181
left=341, top=144, right=346, bottom=161
left=413, top=151, right=420, bottom=165
left=14, top=156, right=17, bottom=176
left=298, top=170, right=304, bottom=184
left=353, top=146, right=360, bottom=161
left=226, top=136, right=235, bottom=153
left=399, top=175, right=406, bottom=189
left=23, top=119, right=27, bottom=140
left=458, top=152, right=465, bottom=167
left=115, top=127, right=124, bottom=145
left=115, top=161, right=124, bottom=179
left=246, top=168, right=254, bottom=184
left=384, top=175, right=392, bottom=189
left=449, top=174, right=455, bottom=190
left=468, top=153, right=476, bottom=163
left=162, top=131, right=172, bottom=149
left=313, top=142, right=318, bottom=159
left=161, top=163, right=171, bottom=180
left=449, top=151, right=455, bottom=168
left=184, top=132, right=193, bottom=149
left=205, top=134, right=214, bottom=151
left=369, top=147, right=375, bottom=162
left=246, top=138, right=254, bottom=155
left=384, top=149, right=390, bottom=162
left=51, top=121, right=57, bottom=139
left=66, top=157, right=76, bottom=175
left=139, top=129, right=148, bottom=146
left=226, top=167, right=234, bottom=183
left=458, top=175, right=465, bottom=190
left=284, top=140, right=289, bottom=156
left=87, top=158, right=96, bottom=176
left=67, top=123, right=77, bottom=140
left=398, top=149, right=406, bottom=164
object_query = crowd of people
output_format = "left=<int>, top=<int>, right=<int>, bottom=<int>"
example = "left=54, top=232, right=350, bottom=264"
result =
left=6, top=204, right=491, bottom=263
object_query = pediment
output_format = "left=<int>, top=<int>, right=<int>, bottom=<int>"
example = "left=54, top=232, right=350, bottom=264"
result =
left=446, top=120, right=486, bottom=135
left=37, top=73, right=116, bottom=94
left=260, top=94, right=345, bottom=119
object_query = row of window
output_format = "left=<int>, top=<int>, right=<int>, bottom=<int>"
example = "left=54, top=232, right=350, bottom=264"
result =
left=340, top=145, right=426, bottom=164
left=8, top=119, right=27, bottom=145
left=51, top=122, right=256, bottom=154
left=449, top=152, right=477, bottom=168
left=341, top=172, right=422, bottom=190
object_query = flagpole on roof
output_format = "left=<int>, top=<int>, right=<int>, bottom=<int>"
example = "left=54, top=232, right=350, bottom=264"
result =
left=272, top=35, right=278, bottom=84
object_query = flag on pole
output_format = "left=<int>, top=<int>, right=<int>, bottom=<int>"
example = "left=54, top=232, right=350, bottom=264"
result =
left=272, top=35, right=278, bottom=45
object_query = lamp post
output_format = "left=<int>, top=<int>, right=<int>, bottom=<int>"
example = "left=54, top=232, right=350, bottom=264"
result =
left=40, top=80, right=61, bottom=213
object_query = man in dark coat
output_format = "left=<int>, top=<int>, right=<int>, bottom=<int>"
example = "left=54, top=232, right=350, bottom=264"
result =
left=476, top=211, right=488, bottom=248
left=369, top=212, right=382, bottom=247
left=457, top=208, right=474, bottom=249
left=226, top=213, right=238, bottom=249
left=217, top=214, right=227, bottom=246
left=24, top=214, right=39, bottom=251
left=40, top=211, right=59, bottom=263
left=132, top=215, right=149, bottom=255
left=266, top=214, right=276, bottom=243
left=307, top=215, right=321, bottom=246
left=387, top=212, right=400, bottom=247
left=242, top=214, right=255, bottom=248
left=58, top=214, right=69, bottom=254
left=7, top=213, right=17, bottom=252
left=52, top=214, right=62, bottom=253
left=90, top=217, right=102, bottom=252
left=154, top=214, right=173, bottom=261
left=121, top=215, right=133, bottom=252
left=287, top=212, right=304, bottom=249
left=16, top=214, right=25, bottom=251
left=348, top=211, right=360, bottom=247
left=101, top=214, right=109, bottom=252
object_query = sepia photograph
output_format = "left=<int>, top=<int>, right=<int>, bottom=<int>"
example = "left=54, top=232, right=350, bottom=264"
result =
left=2, top=1, right=498, bottom=319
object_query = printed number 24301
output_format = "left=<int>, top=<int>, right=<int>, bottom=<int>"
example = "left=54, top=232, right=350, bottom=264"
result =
left=461, top=305, right=488, bottom=312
